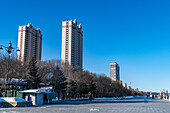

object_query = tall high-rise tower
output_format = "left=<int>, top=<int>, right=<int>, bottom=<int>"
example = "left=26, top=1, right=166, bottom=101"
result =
left=61, top=19, right=83, bottom=68
left=17, top=23, right=42, bottom=62
left=110, top=62, right=120, bottom=81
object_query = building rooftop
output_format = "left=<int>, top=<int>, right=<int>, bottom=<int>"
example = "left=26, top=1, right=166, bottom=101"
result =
left=21, top=88, right=54, bottom=94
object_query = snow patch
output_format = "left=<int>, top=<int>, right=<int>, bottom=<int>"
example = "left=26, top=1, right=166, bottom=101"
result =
left=89, top=108, right=100, bottom=111
left=0, top=98, right=6, bottom=102
left=0, top=97, right=27, bottom=102
left=21, top=89, right=51, bottom=93
left=94, top=96, right=135, bottom=100
left=94, top=97, right=117, bottom=100
left=124, top=96, right=135, bottom=99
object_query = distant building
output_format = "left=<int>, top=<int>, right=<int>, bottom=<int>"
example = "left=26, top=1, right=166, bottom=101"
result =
left=17, top=23, right=42, bottom=62
left=61, top=19, right=83, bottom=68
left=123, top=83, right=127, bottom=88
left=128, top=86, right=131, bottom=90
left=116, top=80, right=122, bottom=86
left=135, top=88, right=139, bottom=93
left=110, top=62, right=120, bottom=81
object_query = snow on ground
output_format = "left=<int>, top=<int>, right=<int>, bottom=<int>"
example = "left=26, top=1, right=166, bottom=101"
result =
left=89, top=109, right=100, bottom=111
left=52, top=98, right=89, bottom=101
left=0, top=97, right=26, bottom=102
left=21, top=89, right=51, bottom=93
left=0, top=98, right=7, bottom=102
left=94, top=97, right=117, bottom=100
left=65, top=98, right=89, bottom=101
left=125, top=96, right=135, bottom=99
left=0, top=78, right=23, bottom=83
left=52, top=96, right=136, bottom=101
left=94, top=96, right=135, bottom=100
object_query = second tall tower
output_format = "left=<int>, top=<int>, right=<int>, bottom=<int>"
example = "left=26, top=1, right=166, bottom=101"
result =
left=61, top=19, right=83, bottom=68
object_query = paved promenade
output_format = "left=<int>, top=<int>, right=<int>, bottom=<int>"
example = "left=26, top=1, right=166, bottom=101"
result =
left=1, top=96, right=170, bottom=113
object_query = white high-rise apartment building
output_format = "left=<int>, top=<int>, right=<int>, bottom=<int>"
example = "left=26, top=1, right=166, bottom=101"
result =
left=17, top=23, right=42, bottom=62
left=110, top=62, right=120, bottom=81
left=61, top=19, right=83, bottom=68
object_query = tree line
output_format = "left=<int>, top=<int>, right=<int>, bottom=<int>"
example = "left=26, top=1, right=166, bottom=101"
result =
left=0, top=54, right=140, bottom=99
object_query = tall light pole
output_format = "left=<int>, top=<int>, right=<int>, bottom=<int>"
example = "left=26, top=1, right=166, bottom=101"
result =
left=0, top=41, right=20, bottom=97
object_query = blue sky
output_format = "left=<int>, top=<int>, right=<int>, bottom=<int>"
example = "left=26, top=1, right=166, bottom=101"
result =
left=0, top=0, right=170, bottom=92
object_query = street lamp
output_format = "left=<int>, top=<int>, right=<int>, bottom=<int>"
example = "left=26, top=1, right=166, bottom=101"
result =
left=0, top=41, right=20, bottom=54
left=0, top=41, right=20, bottom=97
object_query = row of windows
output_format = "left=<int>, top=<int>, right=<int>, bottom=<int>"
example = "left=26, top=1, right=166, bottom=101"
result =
left=65, top=25, right=69, bottom=59
left=66, top=22, right=69, bottom=35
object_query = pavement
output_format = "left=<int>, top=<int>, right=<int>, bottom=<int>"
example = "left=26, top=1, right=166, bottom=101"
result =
left=1, top=96, right=170, bottom=113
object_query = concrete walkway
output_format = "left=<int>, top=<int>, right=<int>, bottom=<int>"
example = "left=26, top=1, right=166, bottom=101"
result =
left=1, top=96, right=170, bottom=113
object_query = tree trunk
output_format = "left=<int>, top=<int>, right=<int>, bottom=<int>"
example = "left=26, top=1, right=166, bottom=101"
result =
left=57, top=92, right=60, bottom=100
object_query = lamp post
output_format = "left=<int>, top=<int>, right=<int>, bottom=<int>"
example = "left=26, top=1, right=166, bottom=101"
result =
left=0, top=41, right=20, bottom=97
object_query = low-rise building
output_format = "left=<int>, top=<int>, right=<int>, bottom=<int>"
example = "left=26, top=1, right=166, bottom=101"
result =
left=20, top=88, right=56, bottom=105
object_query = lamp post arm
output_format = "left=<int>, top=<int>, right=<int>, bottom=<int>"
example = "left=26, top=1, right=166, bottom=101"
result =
left=0, top=45, right=6, bottom=49
left=0, top=45, right=13, bottom=50
left=0, top=45, right=18, bottom=50
left=0, top=45, right=7, bottom=48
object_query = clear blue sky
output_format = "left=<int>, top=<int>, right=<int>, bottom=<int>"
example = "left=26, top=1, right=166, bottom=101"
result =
left=0, top=0, right=170, bottom=92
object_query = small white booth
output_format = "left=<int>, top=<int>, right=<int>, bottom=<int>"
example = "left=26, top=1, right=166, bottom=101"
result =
left=21, top=89, right=55, bottom=105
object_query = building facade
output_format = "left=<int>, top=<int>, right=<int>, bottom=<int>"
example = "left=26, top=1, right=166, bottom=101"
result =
left=110, top=62, right=120, bottom=81
left=61, top=19, right=83, bottom=68
left=17, top=23, right=42, bottom=62
left=123, top=83, right=127, bottom=88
